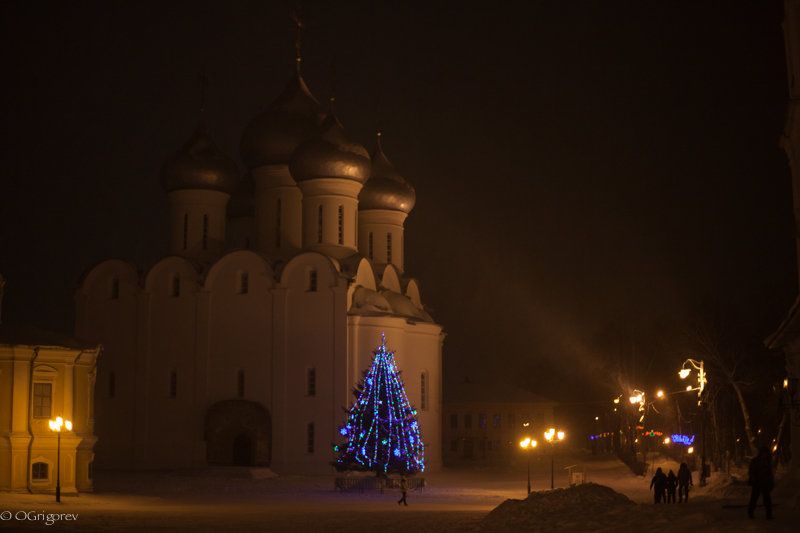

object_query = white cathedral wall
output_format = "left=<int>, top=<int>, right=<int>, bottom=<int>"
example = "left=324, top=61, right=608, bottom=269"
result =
left=205, top=252, right=274, bottom=409
left=273, top=253, right=350, bottom=474
left=145, top=259, right=201, bottom=468
left=75, top=260, right=139, bottom=469
left=253, top=165, right=303, bottom=260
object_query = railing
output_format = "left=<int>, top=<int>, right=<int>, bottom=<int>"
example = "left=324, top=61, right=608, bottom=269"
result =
left=334, top=476, right=425, bottom=493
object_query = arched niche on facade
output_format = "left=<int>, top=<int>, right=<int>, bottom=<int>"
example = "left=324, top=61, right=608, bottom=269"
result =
left=404, top=279, right=422, bottom=308
left=379, top=264, right=402, bottom=293
left=77, top=259, right=139, bottom=299
left=279, top=251, right=342, bottom=291
left=143, top=256, right=199, bottom=296
left=204, top=399, right=271, bottom=467
left=203, top=249, right=274, bottom=293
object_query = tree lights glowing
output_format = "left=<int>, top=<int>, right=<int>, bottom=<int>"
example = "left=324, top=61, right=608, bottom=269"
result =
left=332, top=334, right=424, bottom=474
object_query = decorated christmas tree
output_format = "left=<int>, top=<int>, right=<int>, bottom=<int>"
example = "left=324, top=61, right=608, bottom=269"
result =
left=333, top=334, right=425, bottom=474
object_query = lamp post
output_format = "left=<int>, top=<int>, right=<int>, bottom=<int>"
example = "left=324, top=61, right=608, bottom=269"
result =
left=519, top=437, right=537, bottom=494
left=48, top=416, right=72, bottom=503
left=544, top=428, right=565, bottom=489
left=679, top=359, right=707, bottom=486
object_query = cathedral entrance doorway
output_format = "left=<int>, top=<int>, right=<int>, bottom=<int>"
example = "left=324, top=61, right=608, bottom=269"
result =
left=205, top=400, right=271, bottom=466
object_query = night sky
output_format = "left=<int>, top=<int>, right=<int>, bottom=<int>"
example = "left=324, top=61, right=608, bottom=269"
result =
left=1, top=1, right=795, bottom=401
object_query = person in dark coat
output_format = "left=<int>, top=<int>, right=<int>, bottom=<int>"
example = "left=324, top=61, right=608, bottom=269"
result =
left=649, top=467, right=667, bottom=504
left=747, top=447, right=774, bottom=519
left=677, top=462, right=693, bottom=503
left=666, top=469, right=678, bottom=503
left=397, top=475, right=409, bottom=506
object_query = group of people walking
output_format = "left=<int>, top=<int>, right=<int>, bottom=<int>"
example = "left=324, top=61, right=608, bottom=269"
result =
left=649, top=462, right=693, bottom=504
left=648, top=447, right=774, bottom=520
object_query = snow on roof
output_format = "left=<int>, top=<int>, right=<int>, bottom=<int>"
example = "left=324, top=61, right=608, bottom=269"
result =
left=0, top=323, right=99, bottom=350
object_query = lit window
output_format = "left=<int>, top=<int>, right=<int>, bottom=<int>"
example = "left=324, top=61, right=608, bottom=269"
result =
left=32, top=462, right=48, bottom=481
left=337, top=205, right=344, bottom=244
left=307, top=368, right=316, bottom=397
left=169, top=370, right=177, bottom=398
left=387, top=233, right=392, bottom=263
left=33, top=383, right=52, bottom=418
left=307, top=422, right=315, bottom=453
left=202, top=214, right=209, bottom=250
left=309, top=269, right=318, bottom=292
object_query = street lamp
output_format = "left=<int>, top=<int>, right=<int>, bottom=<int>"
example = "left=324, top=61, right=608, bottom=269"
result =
left=544, top=427, right=565, bottom=489
left=48, top=416, right=72, bottom=503
left=679, top=359, right=707, bottom=486
left=519, top=437, right=537, bottom=494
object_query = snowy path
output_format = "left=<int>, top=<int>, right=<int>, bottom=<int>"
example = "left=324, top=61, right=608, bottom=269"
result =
left=1, top=451, right=796, bottom=531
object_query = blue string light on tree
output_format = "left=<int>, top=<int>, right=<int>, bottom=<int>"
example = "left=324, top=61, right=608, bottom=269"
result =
left=332, top=333, right=425, bottom=474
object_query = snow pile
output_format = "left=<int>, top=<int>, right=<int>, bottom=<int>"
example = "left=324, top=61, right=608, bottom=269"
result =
left=479, top=483, right=635, bottom=532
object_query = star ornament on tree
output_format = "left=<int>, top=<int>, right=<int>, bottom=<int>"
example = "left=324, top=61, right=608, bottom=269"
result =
left=332, top=334, right=425, bottom=474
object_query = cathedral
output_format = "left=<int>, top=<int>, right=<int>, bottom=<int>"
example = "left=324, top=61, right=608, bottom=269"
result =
left=75, top=47, right=444, bottom=474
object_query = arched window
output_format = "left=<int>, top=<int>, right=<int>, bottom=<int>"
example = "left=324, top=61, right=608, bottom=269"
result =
left=386, top=233, right=393, bottom=263
left=337, top=205, right=344, bottom=244
left=307, top=368, right=316, bottom=396
left=368, top=232, right=373, bottom=260
left=307, top=422, right=315, bottom=453
left=171, top=275, right=180, bottom=297
left=202, top=214, right=209, bottom=250
left=308, top=269, right=318, bottom=292
left=111, top=277, right=119, bottom=300
left=239, top=272, right=249, bottom=294
left=169, top=370, right=178, bottom=398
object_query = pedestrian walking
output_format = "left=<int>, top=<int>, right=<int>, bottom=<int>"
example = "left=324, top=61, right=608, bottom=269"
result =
left=677, top=462, right=692, bottom=503
left=649, top=467, right=667, bottom=504
left=397, top=475, right=409, bottom=506
left=747, top=447, right=774, bottom=520
left=666, top=469, right=677, bottom=503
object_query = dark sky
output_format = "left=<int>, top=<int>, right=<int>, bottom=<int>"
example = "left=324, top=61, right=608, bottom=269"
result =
left=1, top=1, right=796, bottom=397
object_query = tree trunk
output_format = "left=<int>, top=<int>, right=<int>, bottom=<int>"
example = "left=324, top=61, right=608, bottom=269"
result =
left=730, top=380, right=758, bottom=457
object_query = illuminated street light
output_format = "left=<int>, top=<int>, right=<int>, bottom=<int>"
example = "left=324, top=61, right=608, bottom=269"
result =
left=544, top=427, right=565, bottom=489
left=679, top=358, right=707, bottom=485
left=656, top=390, right=664, bottom=398
left=49, top=416, right=72, bottom=503
left=519, top=437, right=537, bottom=494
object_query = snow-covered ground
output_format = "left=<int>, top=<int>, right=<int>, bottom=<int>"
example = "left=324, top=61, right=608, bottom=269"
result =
left=1, top=449, right=797, bottom=531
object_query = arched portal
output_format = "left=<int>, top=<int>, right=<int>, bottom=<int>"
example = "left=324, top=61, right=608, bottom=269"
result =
left=205, top=400, right=271, bottom=466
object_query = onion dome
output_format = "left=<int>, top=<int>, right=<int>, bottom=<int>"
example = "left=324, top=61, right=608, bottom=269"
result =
left=240, top=72, right=323, bottom=169
left=289, top=110, right=371, bottom=183
left=358, top=133, right=416, bottom=213
left=161, top=124, right=240, bottom=193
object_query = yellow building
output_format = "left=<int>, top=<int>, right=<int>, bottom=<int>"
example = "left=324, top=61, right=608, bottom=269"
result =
left=0, top=283, right=101, bottom=493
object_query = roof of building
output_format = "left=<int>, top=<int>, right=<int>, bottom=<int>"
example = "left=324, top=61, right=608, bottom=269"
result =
left=0, top=323, right=99, bottom=350
left=443, top=380, right=557, bottom=405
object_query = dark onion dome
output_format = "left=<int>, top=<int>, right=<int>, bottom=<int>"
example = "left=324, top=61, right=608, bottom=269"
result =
left=358, top=133, right=416, bottom=213
left=289, top=111, right=370, bottom=184
left=161, top=124, right=240, bottom=194
left=240, top=72, right=323, bottom=169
